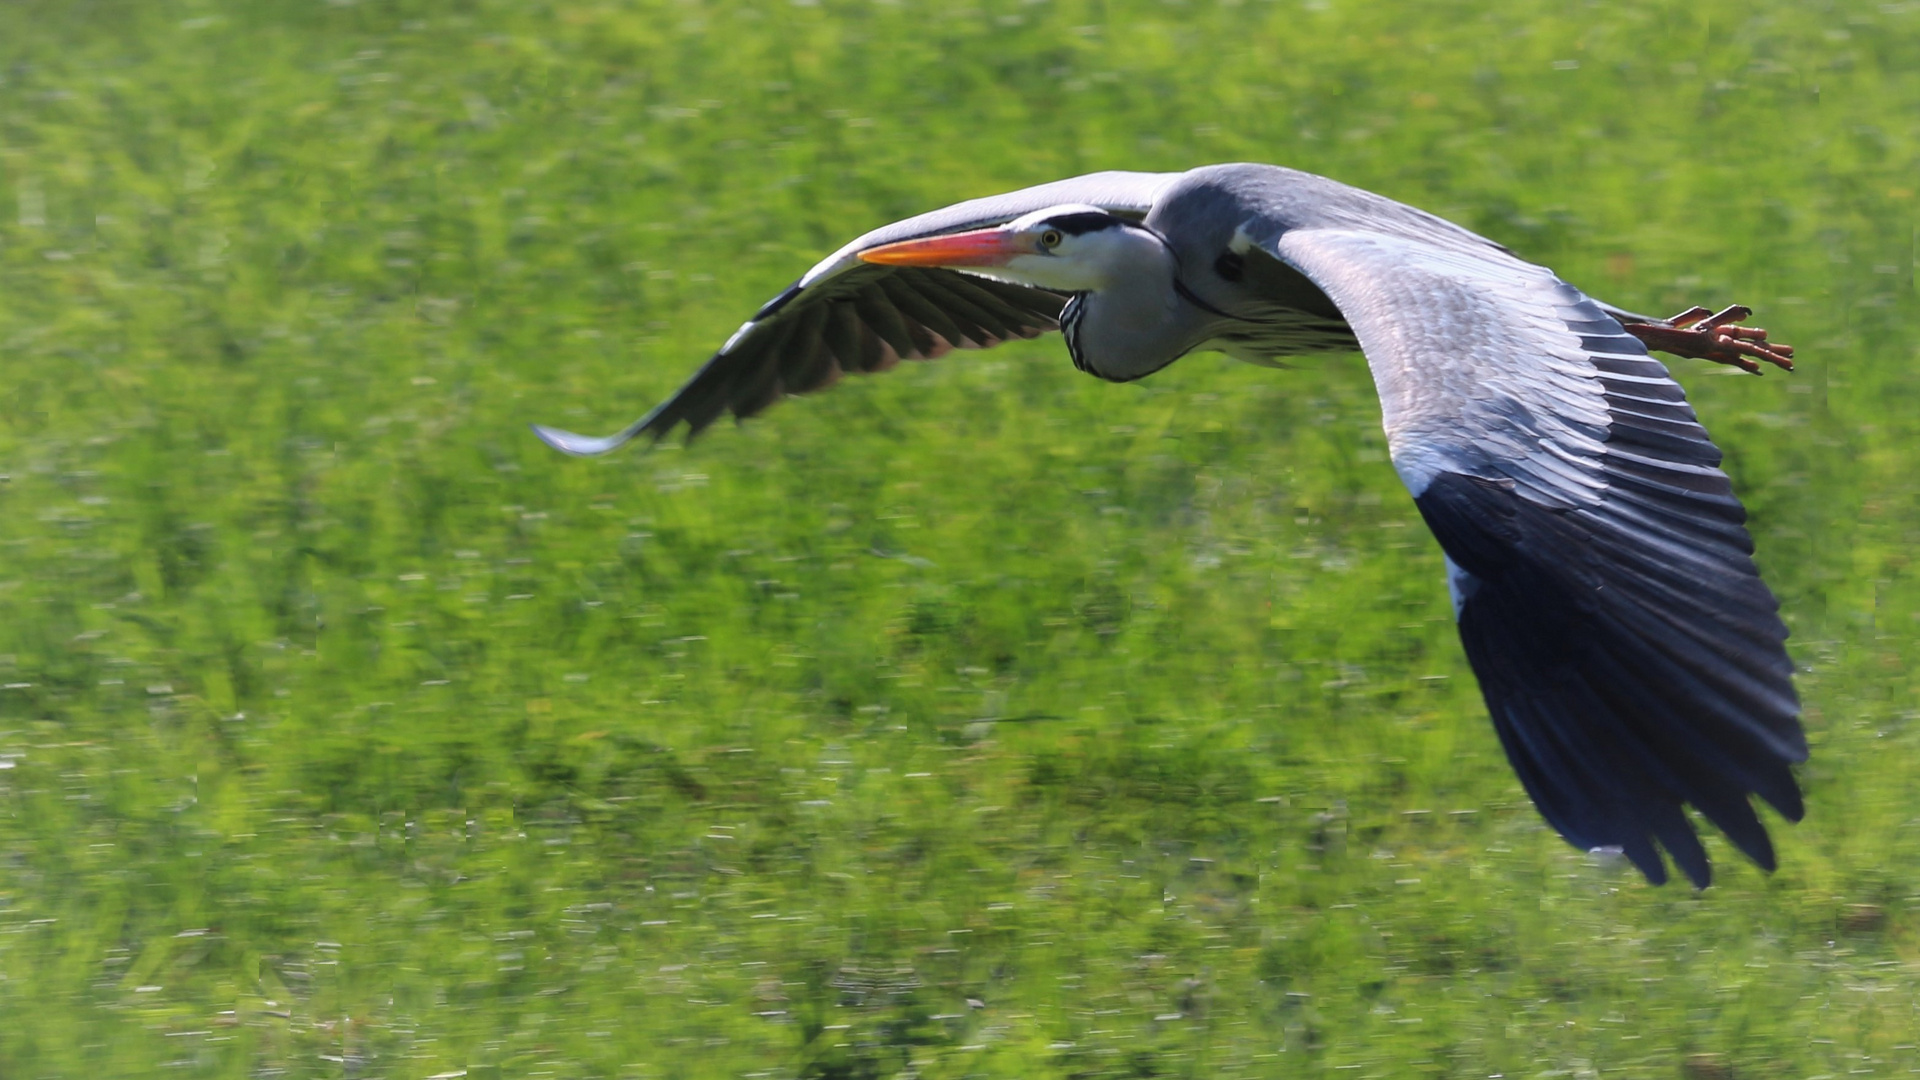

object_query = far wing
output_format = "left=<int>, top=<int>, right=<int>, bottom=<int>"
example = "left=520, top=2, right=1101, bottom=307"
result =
left=1271, top=226, right=1804, bottom=888
left=533, top=171, right=1175, bottom=455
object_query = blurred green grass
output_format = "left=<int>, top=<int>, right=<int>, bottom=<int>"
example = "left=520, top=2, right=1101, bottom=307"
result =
left=2, top=0, right=1919, bottom=1075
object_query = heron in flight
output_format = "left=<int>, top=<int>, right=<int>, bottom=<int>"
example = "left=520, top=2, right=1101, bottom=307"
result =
left=535, top=164, right=1804, bottom=888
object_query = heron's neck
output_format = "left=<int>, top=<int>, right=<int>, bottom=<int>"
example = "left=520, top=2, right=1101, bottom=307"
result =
left=1067, top=245, right=1212, bottom=382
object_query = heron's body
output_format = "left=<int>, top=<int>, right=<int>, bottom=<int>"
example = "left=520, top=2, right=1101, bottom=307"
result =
left=536, top=163, right=1804, bottom=888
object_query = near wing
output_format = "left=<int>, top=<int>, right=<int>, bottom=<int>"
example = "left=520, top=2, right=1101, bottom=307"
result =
left=533, top=171, right=1175, bottom=455
left=1272, top=227, right=1805, bottom=888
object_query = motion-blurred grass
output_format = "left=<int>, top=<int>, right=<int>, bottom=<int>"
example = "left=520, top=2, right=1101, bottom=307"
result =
left=2, top=0, right=1918, bottom=1075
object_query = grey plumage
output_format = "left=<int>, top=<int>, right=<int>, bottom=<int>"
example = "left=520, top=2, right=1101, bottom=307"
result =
left=534, top=163, right=1804, bottom=887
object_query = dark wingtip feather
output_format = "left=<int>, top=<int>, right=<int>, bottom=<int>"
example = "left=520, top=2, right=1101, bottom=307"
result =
left=1620, top=836, right=1669, bottom=886
left=1766, top=773, right=1806, bottom=823
left=1416, top=470, right=1803, bottom=889
left=1647, top=805, right=1711, bottom=888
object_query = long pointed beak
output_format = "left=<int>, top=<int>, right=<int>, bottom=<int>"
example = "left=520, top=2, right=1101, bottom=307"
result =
left=857, top=226, right=1037, bottom=268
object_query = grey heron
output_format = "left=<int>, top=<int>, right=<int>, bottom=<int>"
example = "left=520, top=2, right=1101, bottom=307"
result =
left=534, top=164, right=1803, bottom=888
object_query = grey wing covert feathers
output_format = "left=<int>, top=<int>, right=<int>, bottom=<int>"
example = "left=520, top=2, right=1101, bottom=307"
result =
left=1162, top=163, right=1803, bottom=887
left=531, top=171, right=1175, bottom=455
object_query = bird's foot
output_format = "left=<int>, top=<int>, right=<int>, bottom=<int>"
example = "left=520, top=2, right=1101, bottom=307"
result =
left=1619, top=305, right=1795, bottom=374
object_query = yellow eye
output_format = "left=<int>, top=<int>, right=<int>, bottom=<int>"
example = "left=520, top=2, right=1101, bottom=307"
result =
left=1040, top=229, right=1063, bottom=248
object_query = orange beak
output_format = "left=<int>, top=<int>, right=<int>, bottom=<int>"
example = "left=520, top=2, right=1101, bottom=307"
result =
left=857, top=226, right=1036, bottom=268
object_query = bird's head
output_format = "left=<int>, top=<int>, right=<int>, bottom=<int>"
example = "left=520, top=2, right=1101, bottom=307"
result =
left=857, top=204, right=1168, bottom=293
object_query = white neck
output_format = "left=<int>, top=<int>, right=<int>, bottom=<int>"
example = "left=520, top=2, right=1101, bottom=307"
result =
left=962, top=225, right=1214, bottom=381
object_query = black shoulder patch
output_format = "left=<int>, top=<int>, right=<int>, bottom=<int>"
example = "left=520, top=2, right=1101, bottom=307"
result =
left=753, top=281, right=806, bottom=321
left=1414, top=471, right=1802, bottom=888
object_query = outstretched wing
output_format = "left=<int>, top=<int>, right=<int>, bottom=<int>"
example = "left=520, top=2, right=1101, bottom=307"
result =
left=533, top=171, right=1176, bottom=455
left=1272, top=227, right=1804, bottom=888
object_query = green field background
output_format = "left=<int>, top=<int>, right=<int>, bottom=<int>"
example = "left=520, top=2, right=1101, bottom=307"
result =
left=3, top=0, right=1918, bottom=1076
